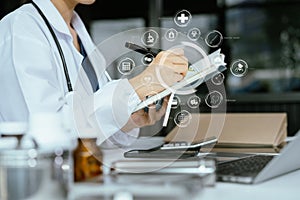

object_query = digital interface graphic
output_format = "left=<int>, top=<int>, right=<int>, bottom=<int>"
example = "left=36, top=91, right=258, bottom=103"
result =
left=74, top=9, right=249, bottom=167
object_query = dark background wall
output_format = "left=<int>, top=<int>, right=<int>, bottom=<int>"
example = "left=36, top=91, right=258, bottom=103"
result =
left=1, top=0, right=300, bottom=136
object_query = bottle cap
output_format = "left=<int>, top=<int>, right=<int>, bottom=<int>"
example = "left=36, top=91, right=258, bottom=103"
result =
left=0, top=122, right=27, bottom=136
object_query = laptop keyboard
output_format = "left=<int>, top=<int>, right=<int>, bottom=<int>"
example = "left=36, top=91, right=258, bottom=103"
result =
left=217, top=155, right=274, bottom=177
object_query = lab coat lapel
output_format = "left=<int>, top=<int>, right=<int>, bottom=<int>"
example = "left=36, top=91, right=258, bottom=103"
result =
left=33, top=0, right=70, bottom=36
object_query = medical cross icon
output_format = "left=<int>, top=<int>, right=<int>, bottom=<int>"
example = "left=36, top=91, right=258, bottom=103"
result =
left=174, top=10, right=192, bottom=27
left=178, top=13, right=189, bottom=24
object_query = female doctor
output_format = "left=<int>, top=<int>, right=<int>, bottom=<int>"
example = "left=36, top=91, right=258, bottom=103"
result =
left=0, top=0, right=188, bottom=146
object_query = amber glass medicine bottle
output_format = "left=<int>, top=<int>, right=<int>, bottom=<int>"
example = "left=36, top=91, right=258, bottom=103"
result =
left=73, top=138, right=103, bottom=182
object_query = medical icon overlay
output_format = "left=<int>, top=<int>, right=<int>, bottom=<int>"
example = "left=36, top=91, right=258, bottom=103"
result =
left=118, top=57, right=135, bottom=75
left=230, top=59, right=248, bottom=77
left=141, top=29, right=159, bottom=47
left=165, top=28, right=178, bottom=41
left=205, top=90, right=223, bottom=108
left=211, top=73, right=225, bottom=85
left=205, top=30, right=223, bottom=48
left=174, top=9, right=192, bottom=27
left=187, top=95, right=201, bottom=109
left=142, top=53, right=154, bottom=65
left=174, top=110, right=192, bottom=127
left=171, top=96, right=181, bottom=109
left=187, top=27, right=201, bottom=41
left=141, top=74, right=153, bottom=85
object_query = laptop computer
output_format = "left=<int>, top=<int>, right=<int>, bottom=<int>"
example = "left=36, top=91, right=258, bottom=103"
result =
left=216, top=130, right=300, bottom=184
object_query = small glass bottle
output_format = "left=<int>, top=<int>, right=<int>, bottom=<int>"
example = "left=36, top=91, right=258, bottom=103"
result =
left=73, top=138, right=103, bottom=182
left=0, top=122, right=27, bottom=148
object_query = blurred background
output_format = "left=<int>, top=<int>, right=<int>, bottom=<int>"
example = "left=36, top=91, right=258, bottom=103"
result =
left=1, top=0, right=300, bottom=136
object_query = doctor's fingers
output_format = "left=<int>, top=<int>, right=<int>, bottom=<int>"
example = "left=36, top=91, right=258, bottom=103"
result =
left=158, top=56, right=188, bottom=74
left=156, top=48, right=184, bottom=58
left=156, top=98, right=168, bottom=117
left=157, top=54, right=188, bottom=66
left=155, top=49, right=187, bottom=66
left=165, top=62, right=188, bottom=76
left=146, top=106, right=157, bottom=125
left=146, top=106, right=164, bottom=125
left=169, top=73, right=184, bottom=82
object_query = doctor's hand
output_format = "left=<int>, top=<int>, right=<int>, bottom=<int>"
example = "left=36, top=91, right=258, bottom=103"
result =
left=121, top=97, right=169, bottom=133
left=129, top=48, right=188, bottom=100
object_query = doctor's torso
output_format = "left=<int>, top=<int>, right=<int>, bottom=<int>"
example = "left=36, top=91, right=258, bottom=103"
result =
left=0, top=0, right=102, bottom=122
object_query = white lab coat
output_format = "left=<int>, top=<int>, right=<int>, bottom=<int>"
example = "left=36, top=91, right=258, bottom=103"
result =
left=0, top=0, right=140, bottom=146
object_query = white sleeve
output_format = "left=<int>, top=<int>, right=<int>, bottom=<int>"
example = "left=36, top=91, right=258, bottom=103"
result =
left=93, top=78, right=141, bottom=145
left=100, top=128, right=140, bottom=149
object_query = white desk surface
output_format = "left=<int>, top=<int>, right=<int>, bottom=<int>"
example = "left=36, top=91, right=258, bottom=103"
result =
left=200, top=169, right=300, bottom=200
left=71, top=137, right=300, bottom=200
left=70, top=169, right=300, bottom=200
left=100, top=146, right=299, bottom=200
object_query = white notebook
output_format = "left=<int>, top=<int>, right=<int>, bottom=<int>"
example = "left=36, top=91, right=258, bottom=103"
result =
left=133, top=49, right=226, bottom=112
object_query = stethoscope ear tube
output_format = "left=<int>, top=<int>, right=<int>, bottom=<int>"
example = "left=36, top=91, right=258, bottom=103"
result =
left=31, top=1, right=73, bottom=92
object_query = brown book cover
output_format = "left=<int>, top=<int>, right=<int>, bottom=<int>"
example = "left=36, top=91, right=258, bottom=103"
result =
left=164, top=113, right=287, bottom=147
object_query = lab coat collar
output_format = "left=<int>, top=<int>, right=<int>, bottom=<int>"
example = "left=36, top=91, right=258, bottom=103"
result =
left=72, top=12, right=95, bottom=55
left=33, top=0, right=71, bottom=37
left=33, top=0, right=96, bottom=55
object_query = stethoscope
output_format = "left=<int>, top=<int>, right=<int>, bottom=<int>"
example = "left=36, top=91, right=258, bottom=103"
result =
left=31, top=1, right=111, bottom=93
